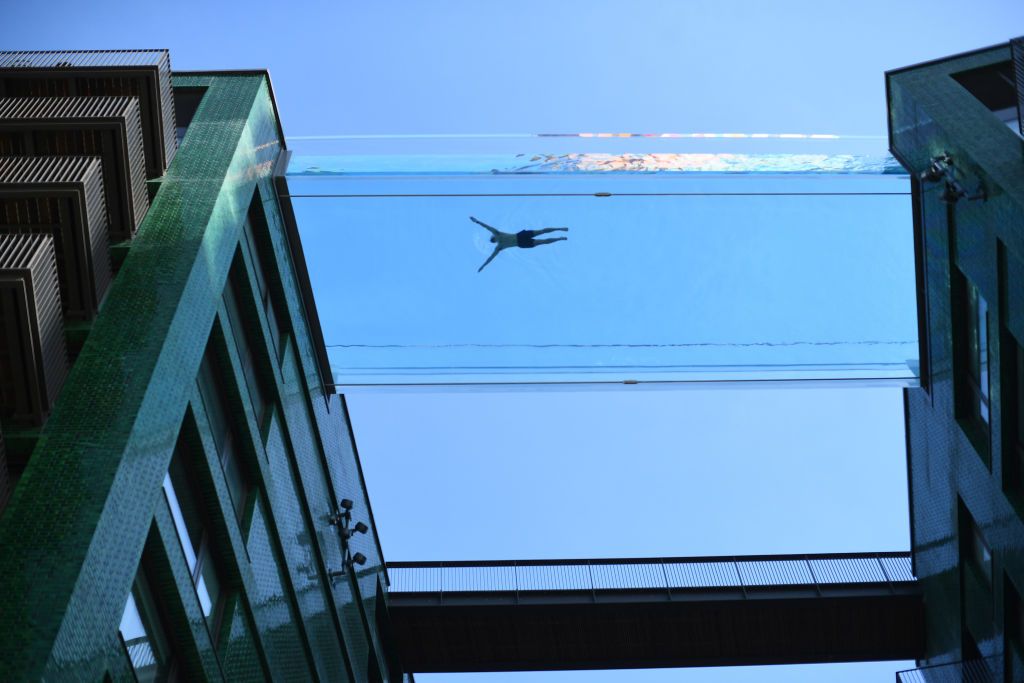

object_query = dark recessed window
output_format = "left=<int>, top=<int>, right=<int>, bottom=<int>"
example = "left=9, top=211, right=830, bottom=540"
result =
left=1007, top=577, right=1024, bottom=680
left=960, top=504, right=992, bottom=585
left=163, top=434, right=226, bottom=640
left=223, top=259, right=272, bottom=430
left=241, top=211, right=288, bottom=360
left=196, top=343, right=250, bottom=527
left=1004, top=334, right=1024, bottom=504
left=172, top=87, right=207, bottom=145
left=118, top=568, right=172, bottom=682
left=952, top=61, right=1021, bottom=137
left=954, top=271, right=991, bottom=457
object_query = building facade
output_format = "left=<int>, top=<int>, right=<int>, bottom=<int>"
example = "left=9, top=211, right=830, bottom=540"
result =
left=0, top=52, right=397, bottom=681
left=889, top=38, right=1024, bottom=681
left=6, top=38, right=1024, bottom=683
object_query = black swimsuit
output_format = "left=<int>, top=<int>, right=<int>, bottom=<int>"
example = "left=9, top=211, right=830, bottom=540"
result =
left=516, top=230, right=536, bottom=248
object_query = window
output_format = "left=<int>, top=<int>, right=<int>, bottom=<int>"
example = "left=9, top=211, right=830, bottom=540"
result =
left=952, top=61, right=1021, bottom=138
left=1004, top=335, right=1024, bottom=503
left=163, top=433, right=226, bottom=640
left=961, top=504, right=992, bottom=585
left=171, top=87, right=206, bottom=145
left=118, top=568, right=172, bottom=682
left=223, top=259, right=272, bottom=430
left=241, top=211, right=287, bottom=359
left=955, top=271, right=991, bottom=455
left=1006, top=577, right=1024, bottom=682
left=196, top=342, right=250, bottom=527
left=966, top=281, right=991, bottom=424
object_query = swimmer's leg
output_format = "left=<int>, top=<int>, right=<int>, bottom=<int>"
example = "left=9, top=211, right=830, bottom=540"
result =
left=533, top=237, right=568, bottom=246
left=534, top=227, right=569, bottom=236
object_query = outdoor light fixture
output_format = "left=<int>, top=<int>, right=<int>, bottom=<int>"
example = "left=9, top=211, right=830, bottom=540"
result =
left=919, top=153, right=987, bottom=205
left=919, top=153, right=953, bottom=183
left=327, top=498, right=370, bottom=583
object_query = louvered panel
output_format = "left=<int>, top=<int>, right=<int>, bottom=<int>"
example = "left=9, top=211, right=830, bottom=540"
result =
left=1012, top=37, right=1024, bottom=137
left=0, top=233, right=68, bottom=426
left=0, top=96, right=149, bottom=242
left=0, top=156, right=112, bottom=319
left=0, top=49, right=176, bottom=174
left=0, top=51, right=165, bottom=69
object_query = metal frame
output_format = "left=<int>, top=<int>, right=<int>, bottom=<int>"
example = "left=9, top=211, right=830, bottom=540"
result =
left=0, top=95, right=150, bottom=242
left=0, top=233, right=68, bottom=425
left=0, top=155, right=112, bottom=319
left=0, top=49, right=178, bottom=176
left=389, top=552, right=915, bottom=599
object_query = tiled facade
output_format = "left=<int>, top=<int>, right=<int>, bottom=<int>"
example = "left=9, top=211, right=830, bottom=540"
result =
left=889, top=41, right=1024, bottom=680
left=0, top=70, right=393, bottom=681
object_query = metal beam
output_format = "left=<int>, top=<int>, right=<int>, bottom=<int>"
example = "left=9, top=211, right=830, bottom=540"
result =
left=386, top=552, right=924, bottom=673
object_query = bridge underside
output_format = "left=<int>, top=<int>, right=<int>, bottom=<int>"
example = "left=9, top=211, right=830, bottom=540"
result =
left=389, top=586, right=924, bottom=673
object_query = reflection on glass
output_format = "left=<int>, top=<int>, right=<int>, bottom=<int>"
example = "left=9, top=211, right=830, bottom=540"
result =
left=118, top=572, right=169, bottom=682
left=163, top=441, right=224, bottom=634
left=287, top=147, right=918, bottom=389
left=960, top=275, right=991, bottom=435
left=163, top=473, right=198, bottom=572
left=197, top=347, right=249, bottom=524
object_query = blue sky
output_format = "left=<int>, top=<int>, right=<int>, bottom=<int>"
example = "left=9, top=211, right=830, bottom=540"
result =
left=4, top=2, right=1024, bottom=681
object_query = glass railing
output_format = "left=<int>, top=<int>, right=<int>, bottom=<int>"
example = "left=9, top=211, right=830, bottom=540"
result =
left=283, top=134, right=918, bottom=390
left=387, top=551, right=915, bottom=595
left=896, top=656, right=1000, bottom=682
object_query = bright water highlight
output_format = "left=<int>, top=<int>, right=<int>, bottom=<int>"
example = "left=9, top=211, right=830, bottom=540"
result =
left=286, top=149, right=917, bottom=389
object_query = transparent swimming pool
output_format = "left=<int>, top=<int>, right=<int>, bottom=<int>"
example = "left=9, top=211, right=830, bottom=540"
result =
left=285, top=136, right=917, bottom=389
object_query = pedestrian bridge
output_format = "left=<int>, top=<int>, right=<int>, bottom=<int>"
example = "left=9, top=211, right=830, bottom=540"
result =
left=384, top=552, right=923, bottom=673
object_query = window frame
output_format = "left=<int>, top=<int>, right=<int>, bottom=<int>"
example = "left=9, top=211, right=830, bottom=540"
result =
left=162, top=435, right=228, bottom=643
left=1001, top=331, right=1024, bottom=506
left=222, top=245, right=280, bottom=439
left=954, top=269, right=992, bottom=460
left=241, top=208, right=289, bottom=363
left=1006, top=575, right=1024, bottom=683
left=118, top=565, right=174, bottom=682
left=196, top=339, right=252, bottom=531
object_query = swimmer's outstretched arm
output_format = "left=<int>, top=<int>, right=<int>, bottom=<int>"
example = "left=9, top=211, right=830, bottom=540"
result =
left=478, top=245, right=503, bottom=273
left=470, top=216, right=500, bottom=235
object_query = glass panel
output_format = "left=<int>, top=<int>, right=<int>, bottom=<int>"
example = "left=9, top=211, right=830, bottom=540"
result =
left=1017, top=342, right=1024, bottom=493
left=197, top=350, right=230, bottom=455
left=118, top=573, right=168, bottom=682
left=196, top=545, right=223, bottom=632
left=220, top=439, right=247, bottom=524
left=1017, top=343, right=1024, bottom=448
left=287, top=151, right=917, bottom=388
left=972, top=522, right=992, bottom=582
left=162, top=473, right=198, bottom=573
left=242, top=215, right=285, bottom=358
left=965, top=281, right=990, bottom=425
left=197, top=346, right=249, bottom=524
left=223, top=268, right=269, bottom=427
left=195, top=574, right=214, bottom=617
left=977, top=289, right=990, bottom=423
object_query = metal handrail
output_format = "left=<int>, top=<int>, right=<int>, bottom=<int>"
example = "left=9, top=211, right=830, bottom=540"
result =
left=388, top=550, right=912, bottom=568
left=387, top=551, right=914, bottom=595
left=895, top=656, right=999, bottom=682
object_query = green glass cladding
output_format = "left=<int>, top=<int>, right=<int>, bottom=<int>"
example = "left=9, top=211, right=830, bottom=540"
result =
left=0, top=72, right=391, bottom=681
left=889, top=42, right=1024, bottom=675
